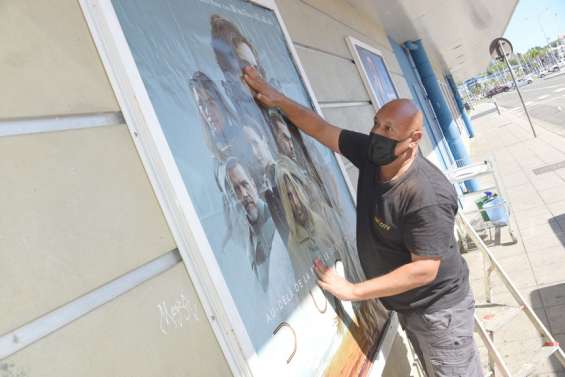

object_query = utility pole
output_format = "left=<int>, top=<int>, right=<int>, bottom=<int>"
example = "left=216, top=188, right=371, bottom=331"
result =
left=489, top=37, right=537, bottom=138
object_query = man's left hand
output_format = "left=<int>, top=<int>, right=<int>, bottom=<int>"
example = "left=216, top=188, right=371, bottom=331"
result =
left=314, top=259, right=359, bottom=301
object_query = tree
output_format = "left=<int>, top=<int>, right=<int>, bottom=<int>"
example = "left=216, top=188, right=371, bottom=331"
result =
left=470, top=82, right=483, bottom=96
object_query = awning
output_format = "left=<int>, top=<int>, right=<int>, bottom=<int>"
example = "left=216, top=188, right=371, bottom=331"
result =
left=349, top=0, right=518, bottom=81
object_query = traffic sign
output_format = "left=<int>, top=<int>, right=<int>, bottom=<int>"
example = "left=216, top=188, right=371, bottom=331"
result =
left=489, top=37, right=513, bottom=61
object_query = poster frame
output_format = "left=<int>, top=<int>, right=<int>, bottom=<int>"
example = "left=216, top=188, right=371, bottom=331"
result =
left=346, top=36, right=400, bottom=111
left=79, top=1, right=396, bottom=375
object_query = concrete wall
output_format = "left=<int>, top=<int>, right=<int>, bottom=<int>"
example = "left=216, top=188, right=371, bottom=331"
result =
left=0, top=1, right=231, bottom=375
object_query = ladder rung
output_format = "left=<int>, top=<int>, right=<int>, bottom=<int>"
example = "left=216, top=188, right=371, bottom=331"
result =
left=514, top=345, right=559, bottom=377
left=479, top=305, right=524, bottom=332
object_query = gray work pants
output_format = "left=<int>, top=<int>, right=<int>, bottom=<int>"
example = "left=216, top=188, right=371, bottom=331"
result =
left=397, top=290, right=483, bottom=377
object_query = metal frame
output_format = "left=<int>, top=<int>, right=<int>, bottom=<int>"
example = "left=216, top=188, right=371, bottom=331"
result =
left=79, top=0, right=395, bottom=375
left=448, top=159, right=517, bottom=244
left=346, top=36, right=400, bottom=110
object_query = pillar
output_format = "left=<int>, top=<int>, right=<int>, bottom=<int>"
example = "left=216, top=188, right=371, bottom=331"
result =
left=446, top=74, right=475, bottom=138
left=404, top=40, right=478, bottom=192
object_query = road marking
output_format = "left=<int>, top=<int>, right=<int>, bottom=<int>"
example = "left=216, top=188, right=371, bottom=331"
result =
left=555, top=88, right=565, bottom=93
left=525, top=101, right=535, bottom=106
left=537, top=94, right=550, bottom=100
left=509, top=107, right=521, bottom=112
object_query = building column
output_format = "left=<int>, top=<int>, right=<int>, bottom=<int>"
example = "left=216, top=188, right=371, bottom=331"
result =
left=446, top=74, right=475, bottom=138
left=404, top=40, right=478, bottom=192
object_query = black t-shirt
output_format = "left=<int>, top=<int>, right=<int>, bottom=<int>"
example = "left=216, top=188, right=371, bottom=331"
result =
left=339, top=130, right=469, bottom=313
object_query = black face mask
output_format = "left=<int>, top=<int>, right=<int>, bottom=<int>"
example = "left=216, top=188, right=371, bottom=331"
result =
left=368, top=132, right=399, bottom=166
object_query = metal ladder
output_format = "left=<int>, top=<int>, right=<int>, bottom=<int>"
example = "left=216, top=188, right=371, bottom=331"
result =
left=457, top=214, right=565, bottom=377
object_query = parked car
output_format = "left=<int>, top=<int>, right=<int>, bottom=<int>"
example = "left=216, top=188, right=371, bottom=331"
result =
left=540, top=66, right=561, bottom=78
left=486, top=85, right=510, bottom=98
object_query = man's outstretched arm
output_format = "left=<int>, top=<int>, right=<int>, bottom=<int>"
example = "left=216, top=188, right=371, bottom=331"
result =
left=314, top=255, right=441, bottom=301
left=243, top=66, right=343, bottom=153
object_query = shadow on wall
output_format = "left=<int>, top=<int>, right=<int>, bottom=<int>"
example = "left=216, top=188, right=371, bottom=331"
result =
left=549, top=214, right=565, bottom=248
left=531, top=283, right=565, bottom=373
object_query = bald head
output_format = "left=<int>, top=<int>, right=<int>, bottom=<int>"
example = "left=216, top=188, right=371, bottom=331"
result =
left=372, top=99, right=423, bottom=139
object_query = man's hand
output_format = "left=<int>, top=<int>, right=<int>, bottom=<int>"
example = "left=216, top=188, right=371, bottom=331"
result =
left=243, top=66, right=285, bottom=108
left=314, top=258, right=359, bottom=301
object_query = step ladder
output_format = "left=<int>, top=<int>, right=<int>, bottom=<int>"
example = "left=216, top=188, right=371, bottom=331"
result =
left=457, top=213, right=565, bottom=377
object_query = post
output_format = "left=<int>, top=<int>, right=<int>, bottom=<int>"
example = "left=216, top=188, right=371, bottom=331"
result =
left=499, top=40, right=537, bottom=138
left=405, top=40, right=479, bottom=191
left=446, top=74, right=475, bottom=138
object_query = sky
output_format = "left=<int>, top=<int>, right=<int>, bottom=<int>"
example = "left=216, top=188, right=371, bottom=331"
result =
left=504, top=0, right=565, bottom=54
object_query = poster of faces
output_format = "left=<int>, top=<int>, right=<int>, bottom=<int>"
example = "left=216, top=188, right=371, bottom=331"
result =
left=111, top=0, right=388, bottom=375
left=355, top=45, right=398, bottom=108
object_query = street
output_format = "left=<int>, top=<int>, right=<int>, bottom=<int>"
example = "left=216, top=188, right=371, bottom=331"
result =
left=492, top=72, right=565, bottom=126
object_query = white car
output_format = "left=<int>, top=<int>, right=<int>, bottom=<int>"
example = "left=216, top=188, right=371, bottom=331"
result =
left=514, top=76, right=533, bottom=88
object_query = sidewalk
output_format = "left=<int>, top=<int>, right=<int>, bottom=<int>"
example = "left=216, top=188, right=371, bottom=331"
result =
left=464, top=102, right=565, bottom=376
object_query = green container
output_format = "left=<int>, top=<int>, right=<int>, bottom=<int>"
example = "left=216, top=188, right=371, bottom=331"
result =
left=475, top=192, right=497, bottom=221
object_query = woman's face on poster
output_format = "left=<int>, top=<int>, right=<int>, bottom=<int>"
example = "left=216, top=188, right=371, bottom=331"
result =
left=193, top=86, right=226, bottom=135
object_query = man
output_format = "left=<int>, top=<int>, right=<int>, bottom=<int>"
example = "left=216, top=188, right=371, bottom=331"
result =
left=242, top=125, right=289, bottom=242
left=225, top=158, right=275, bottom=290
left=189, top=70, right=242, bottom=161
left=225, top=158, right=299, bottom=328
left=211, top=14, right=268, bottom=126
left=243, top=66, right=482, bottom=376
left=270, top=110, right=297, bottom=161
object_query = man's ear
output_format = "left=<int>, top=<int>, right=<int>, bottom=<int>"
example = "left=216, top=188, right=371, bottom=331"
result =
left=410, top=130, right=423, bottom=147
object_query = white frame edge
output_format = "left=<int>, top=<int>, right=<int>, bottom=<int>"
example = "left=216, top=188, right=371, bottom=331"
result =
left=346, top=36, right=400, bottom=111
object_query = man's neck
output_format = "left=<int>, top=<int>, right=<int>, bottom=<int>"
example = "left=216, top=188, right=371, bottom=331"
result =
left=378, top=152, right=417, bottom=183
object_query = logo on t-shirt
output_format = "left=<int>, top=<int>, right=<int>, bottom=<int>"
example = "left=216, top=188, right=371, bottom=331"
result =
left=373, top=216, right=391, bottom=232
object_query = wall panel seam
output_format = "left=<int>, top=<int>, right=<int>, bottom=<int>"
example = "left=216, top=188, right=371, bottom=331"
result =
left=0, top=112, right=125, bottom=137
left=0, top=248, right=181, bottom=360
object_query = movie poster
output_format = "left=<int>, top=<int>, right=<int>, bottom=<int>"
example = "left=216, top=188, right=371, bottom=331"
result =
left=355, top=45, right=398, bottom=108
left=111, top=0, right=388, bottom=375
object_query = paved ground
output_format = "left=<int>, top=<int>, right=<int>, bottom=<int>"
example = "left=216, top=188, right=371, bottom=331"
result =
left=489, top=72, right=565, bottom=128
left=464, top=102, right=565, bottom=376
